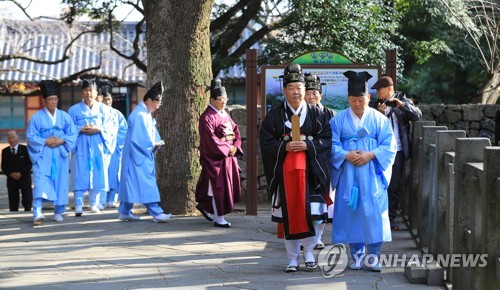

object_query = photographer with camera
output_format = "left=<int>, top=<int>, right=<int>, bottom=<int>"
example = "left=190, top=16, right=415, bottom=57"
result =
left=370, top=76, right=422, bottom=231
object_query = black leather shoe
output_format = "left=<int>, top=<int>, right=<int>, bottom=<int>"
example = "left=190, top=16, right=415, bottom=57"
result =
left=195, top=204, right=213, bottom=222
left=214, top=221, right=231, bottom=228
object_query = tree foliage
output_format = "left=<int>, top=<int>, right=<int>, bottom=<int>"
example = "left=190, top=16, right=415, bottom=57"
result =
left=429, top=0, right=499, bottom=104
left=397, top=0, right=499, bottom=104
left=260, top=0, right=404, bottom=70
left=210, top=0, right=285, bottom=76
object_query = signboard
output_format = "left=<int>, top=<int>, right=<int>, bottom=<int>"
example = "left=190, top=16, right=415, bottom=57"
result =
left=262, top=64, right=381, bottom=112
left=291, top=50, right=353, bottom=65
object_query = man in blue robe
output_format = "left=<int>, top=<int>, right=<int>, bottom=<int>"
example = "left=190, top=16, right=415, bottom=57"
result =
left=68, top=79, right=117, bottom=216
left=27, top=80, right=78, bottom=224
left=329, top=71, right=397, bottom=272
left=98, top=83, right=128, bottom=208
left=117, top=81, right=171, bottom=223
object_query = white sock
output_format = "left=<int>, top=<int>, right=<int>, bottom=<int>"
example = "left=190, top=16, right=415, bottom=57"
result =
left=212, top=198, right=229, bottom=224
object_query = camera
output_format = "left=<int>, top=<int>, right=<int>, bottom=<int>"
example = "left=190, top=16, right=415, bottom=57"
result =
left=376, top=98, right=397, bottom=107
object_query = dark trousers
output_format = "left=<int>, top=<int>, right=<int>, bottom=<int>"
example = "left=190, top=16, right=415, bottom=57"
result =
left=388, top=151, right=405, bottom=220
left=7, top=178, right=32, bottom=211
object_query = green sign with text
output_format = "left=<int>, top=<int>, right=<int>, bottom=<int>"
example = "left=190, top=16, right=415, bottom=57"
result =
left=291, top=50, right=353, bottom=65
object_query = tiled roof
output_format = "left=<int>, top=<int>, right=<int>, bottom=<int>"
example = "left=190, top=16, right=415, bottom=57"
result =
left=0, top=19, right=256, bottom=84
left=0, top=20, right=147, bottom=83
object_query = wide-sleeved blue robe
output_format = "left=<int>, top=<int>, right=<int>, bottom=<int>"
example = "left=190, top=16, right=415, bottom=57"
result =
left=118, top=102, right=162, bottom=203
left=108, top=108, right=128, bottom=191
left=27, top=108, right=78, bottom=205
left=329, top=107, right=396, bottom=244
left=68, top=101, right=116, bottom=192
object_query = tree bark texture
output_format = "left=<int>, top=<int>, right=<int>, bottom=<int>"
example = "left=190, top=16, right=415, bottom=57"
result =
left=143, top=0, right=214, bottom=214
left=481, top=63, right=499, bottom=104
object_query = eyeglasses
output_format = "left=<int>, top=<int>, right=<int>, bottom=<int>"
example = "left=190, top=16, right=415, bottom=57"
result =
left=45, top=97, right=58, bottom=102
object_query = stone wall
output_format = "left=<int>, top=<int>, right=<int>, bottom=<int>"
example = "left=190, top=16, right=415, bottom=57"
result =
left=419, top=104, right=498, bottom=144
left=404, top=120, right=500, bottom=288
left=226, top=105, right=269, bottom=204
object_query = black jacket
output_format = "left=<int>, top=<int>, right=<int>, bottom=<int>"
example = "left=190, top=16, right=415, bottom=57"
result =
left=370, top=92, right=422, bottom=159
left=1, top=144, right=32, bottom=181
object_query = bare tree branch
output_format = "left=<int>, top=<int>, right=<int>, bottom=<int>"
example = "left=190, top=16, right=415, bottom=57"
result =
left=438, top=0, right=495, bottom=71
left=213, top=18, right=282, bottom=75
left=107, top=10, right=147, bottom=72
left=212, top=0, right=262, bottom=59
left=210, top=0, right=251, bottom=33
left=0, top=28, right=98, bottom=64
left=123, top=0, right=143, bottom=15
left=3, top=0, right=34, bottom=21
left=59, top=50, right=105, bottom=83
left=123, top=0, right=144, bottom=19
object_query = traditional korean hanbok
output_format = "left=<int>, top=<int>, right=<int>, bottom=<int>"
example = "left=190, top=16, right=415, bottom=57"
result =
left=329, top=107, right=396, bottom=267
left=68, top=101, right=116, bottom=208
left=195, top=104, right=242, bottom=216
left=118, top=102, right=161, bottom=204
left=261, top=101, right=332, bottom=239
left=100, top=108, right=127, bottom=206
left=27, top=108, right=78, bottom=215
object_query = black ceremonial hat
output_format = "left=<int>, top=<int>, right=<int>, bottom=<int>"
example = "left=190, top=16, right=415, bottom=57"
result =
left=81, top=78, right=98, bottom=90
left=143, top=81, right=164, bottom=101
left=38, top=80, right=59, bottom=98
left=281, top=64, right=305, bottom=86
left=305, top=73, right=322, bottom=93
left=209, top=79, right=227, bottom=99
left=99, top=85, right=112, bottom=97
left=98, top=79, right=113, bottom=97
left=343, top=70, right=373, bottom=96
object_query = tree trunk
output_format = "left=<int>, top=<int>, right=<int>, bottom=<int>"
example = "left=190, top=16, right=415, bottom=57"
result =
left=143, top=0, right=214, bottom=214
left=481, top=63, right=500, bottom=104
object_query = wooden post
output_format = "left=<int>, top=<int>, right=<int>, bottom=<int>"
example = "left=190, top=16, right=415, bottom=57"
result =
left=495, top=109, right=500, bottom=146
left=385, top=49, right=397, bottom=89
left=245, top=49, right=258, bottom=215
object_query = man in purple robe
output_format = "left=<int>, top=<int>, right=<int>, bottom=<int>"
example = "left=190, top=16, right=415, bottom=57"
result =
left=195, top=79, right=243, bottom=228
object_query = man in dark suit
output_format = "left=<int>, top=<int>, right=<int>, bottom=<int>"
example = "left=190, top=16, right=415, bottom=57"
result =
left=370, top=76, right=422, bottom=230
left=1, top=131, right=32, bottom=211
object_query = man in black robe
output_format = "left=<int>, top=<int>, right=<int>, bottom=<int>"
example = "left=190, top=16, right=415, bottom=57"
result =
left=304, top=73, right=336, bottom=249
left=305, top=73, right=336, bottom=120
left=260, top=64, right=332, bottom=272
